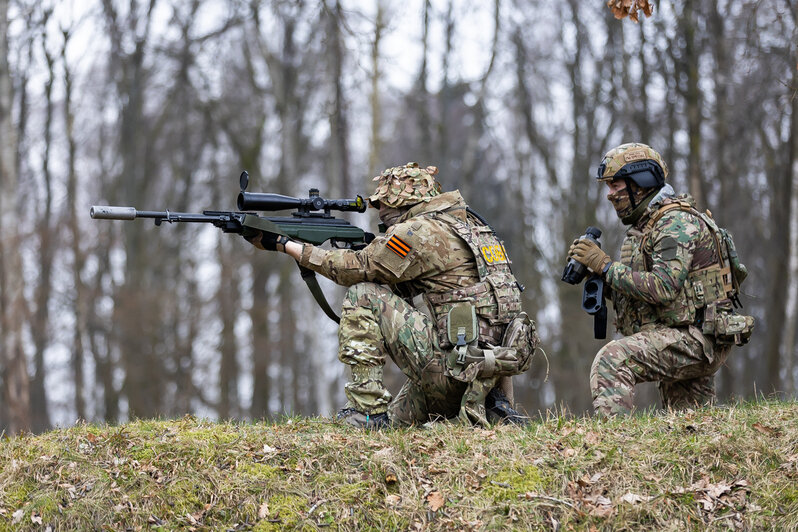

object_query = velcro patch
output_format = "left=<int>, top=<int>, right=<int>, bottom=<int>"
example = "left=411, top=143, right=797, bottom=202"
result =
left=624, top=149, right=647, bottom=162
left=659, top=236, right=678, bottom=260
left=386, top=235, right=411, bottom=258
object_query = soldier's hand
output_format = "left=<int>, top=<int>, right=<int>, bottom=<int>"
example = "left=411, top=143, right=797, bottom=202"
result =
left=569, top=239, right=612, bottom=274
left=243, top=230, right=292, bottom=252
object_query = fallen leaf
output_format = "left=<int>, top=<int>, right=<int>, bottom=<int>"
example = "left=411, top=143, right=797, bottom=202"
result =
left=706, top=482, right=732, bottom=499
left=620, top=492, right=651, bottom=505
left=31, top=512, right=43, bottom=525
left=258, top=502, right=269, bottom=520
left=12, top=510, right=23, bottom=524
left=86, top=433, right=99, bottom=444
left=385, top=473, right=398, bottom=484
left=584, top=431, right=601, bottom=445
left=752, top=423, right=782, bottom=437
left=425, top=490, right=445, bottom=512
left=563, top=448, right=577, bottom=458
left=385, top=494, right=401, bottom=507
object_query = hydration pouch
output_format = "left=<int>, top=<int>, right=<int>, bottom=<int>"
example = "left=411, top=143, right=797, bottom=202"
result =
left=446, top=303, right=478, bottom=376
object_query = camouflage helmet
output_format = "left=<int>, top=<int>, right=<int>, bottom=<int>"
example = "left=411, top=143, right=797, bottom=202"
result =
left=596, top=142, right=669, bottom=189
left=368, top=162, right=442, bottom=208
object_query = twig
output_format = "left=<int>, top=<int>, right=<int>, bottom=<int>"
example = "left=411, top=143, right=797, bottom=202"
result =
left=308, top=499, right=326, bottom=516
left=521, top=494, right=579, bottom=512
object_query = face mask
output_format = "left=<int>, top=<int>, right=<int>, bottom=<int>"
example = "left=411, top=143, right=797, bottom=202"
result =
left=608, top=182, right=659, bottom=225
left=378, top=205, right=404, bottom=229
left=607, top=188, right=633, bottom=220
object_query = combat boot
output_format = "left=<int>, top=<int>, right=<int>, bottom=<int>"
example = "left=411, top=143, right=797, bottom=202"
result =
left=336, top=407, right=391, bottom=430
left=485, top=388, right=530, bottom=426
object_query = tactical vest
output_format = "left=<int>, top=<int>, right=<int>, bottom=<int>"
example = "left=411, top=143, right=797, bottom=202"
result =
left=615, top=199, right=753, bottom=345
left=418, top=208, right=523, bottom=349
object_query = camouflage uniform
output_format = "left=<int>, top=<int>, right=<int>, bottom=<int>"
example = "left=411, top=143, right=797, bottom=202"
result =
left=297, top=163, right=536, bottom=426
left=593, top=191, right=733, bottom=415
left=584, top=144, right=736, bottom=416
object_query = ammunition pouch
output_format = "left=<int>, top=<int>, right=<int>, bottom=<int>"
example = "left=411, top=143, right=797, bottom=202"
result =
left=444, top=311, right=539, bottom=426
left=701, top=302, right=754, bottom=346
left=444, top=311, right=538, bottom=383
left=446, top=303, right=478, bottom=371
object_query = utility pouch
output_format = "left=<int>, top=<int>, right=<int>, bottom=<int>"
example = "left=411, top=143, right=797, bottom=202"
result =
left=714, top=312, right=754, bottom=346
left=446, top=303, right=478, bottom=374
left=445, top=312, right=538, bottom=383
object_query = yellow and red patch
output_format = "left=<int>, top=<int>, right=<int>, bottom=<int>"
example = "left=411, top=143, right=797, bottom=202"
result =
left=386, top=235, right=412, bottom=258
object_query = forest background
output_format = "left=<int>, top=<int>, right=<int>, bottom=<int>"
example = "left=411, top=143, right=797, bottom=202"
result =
left=0, top=0, right=796, bottom=435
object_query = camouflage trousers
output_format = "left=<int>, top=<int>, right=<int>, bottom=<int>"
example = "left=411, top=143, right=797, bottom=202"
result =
left=338, top=282, right=469, bottom=425
left=590, top=324, right=731, bottom=416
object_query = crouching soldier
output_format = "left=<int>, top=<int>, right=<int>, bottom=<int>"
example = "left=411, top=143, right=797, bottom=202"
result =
left=245, top=162, right=539, bottom=428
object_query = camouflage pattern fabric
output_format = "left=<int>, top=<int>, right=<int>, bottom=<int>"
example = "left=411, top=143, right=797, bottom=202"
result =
left=590, top=324, right=731, bottom=415
left=606, top=194, right=719, bottom=335
left=338, top=282, right=468, bottom=423
left=298, top=190, right=519, bottom=349
left=594, top=191, right=733, bottom=415
left=367, top=162, right=442, bottom=208
left=597, top=142, right=669, bottom=181
left=297, top=190, right=530, bottom=425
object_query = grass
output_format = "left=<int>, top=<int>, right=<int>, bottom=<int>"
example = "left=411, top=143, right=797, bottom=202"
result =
left=0, top=400, right=795, bottom=530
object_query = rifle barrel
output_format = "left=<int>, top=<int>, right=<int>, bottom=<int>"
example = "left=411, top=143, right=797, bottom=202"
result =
left=90, top=206, right=137, bottom=220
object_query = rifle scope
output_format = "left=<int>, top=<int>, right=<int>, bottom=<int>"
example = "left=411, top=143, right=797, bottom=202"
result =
left=237, top=188, right=366, bottom=214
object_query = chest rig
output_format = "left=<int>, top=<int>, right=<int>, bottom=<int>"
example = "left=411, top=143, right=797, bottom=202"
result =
left=614, top=199, right=752, bottom=344
left=417, top=207, right=523, bottom=350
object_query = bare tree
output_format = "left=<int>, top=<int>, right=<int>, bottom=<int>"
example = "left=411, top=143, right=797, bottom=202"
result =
left=0, top=0, right=31, bottom=434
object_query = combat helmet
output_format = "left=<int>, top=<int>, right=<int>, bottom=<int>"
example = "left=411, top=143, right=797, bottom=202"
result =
left=368, top=162, right=442, bottom=208
left=597, top=143, right=669, bottom=224
left=596, top=142, right=668, bottom=189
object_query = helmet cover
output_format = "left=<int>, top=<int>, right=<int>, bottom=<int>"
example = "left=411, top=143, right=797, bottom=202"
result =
left=368, top=162, right=442, bottom=208
left=596, top=142, right=668, bottom=189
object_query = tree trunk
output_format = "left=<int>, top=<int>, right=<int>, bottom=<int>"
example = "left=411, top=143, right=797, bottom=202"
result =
left=682, top=0, right=707, bottom=209
left=30, top=36, right=57, bottom=431
left=0, top=0, right=31, bottom=434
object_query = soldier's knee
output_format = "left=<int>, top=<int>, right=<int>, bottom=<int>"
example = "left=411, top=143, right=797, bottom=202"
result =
left=345, top=281, right=383, bottom=301
left=590, top=341, right=631, bottom=392
left=343, top=283, right=392, bottom=313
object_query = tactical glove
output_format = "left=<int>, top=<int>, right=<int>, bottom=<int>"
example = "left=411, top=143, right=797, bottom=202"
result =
left=244, top=230, right=292, bottom=252
left=569, top=238, right=612, bottom=274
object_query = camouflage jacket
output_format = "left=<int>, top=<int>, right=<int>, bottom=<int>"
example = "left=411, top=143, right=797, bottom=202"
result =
left=297, top=191, right=522, bottom=347
left=605, top=189, right=720, bottom=336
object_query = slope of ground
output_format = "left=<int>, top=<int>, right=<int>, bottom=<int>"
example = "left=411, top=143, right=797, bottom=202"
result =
left=0, top=400, right=796, bottom=530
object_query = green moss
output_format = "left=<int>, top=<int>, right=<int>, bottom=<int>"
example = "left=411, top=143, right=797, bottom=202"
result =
left=483, top=465, right=549, bottom=501
left=236, top=462, right=280, bottom=479
left=251, top=493, right=307, bottom=530
left=3, top=481, right=35, bottom=507
left=180, top=428, right=240, bottom=445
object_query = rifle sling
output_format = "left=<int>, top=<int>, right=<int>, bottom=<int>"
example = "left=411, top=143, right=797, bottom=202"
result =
left=298, top=264, right=341, bottom=323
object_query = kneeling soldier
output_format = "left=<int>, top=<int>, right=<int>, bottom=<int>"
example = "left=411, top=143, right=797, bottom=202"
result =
left=568, top=143, right=752, bottom=416
left=246, top=163, right=539, bottom=428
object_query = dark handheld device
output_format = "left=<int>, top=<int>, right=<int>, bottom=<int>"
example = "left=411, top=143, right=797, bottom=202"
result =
left=561, top=226, right=602, bottom=285
left=583, top=275, right=607, bottom=339
left=562, top=226, right=608, bottom=339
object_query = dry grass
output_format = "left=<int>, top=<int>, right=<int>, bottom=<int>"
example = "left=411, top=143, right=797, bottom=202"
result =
left=0, top=400, right=796, bottom=531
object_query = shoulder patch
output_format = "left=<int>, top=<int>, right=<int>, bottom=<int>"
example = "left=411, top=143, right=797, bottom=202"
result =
left=386, top=234, right=412, bottom=258
left=659, top=236, right=678, bottom=260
